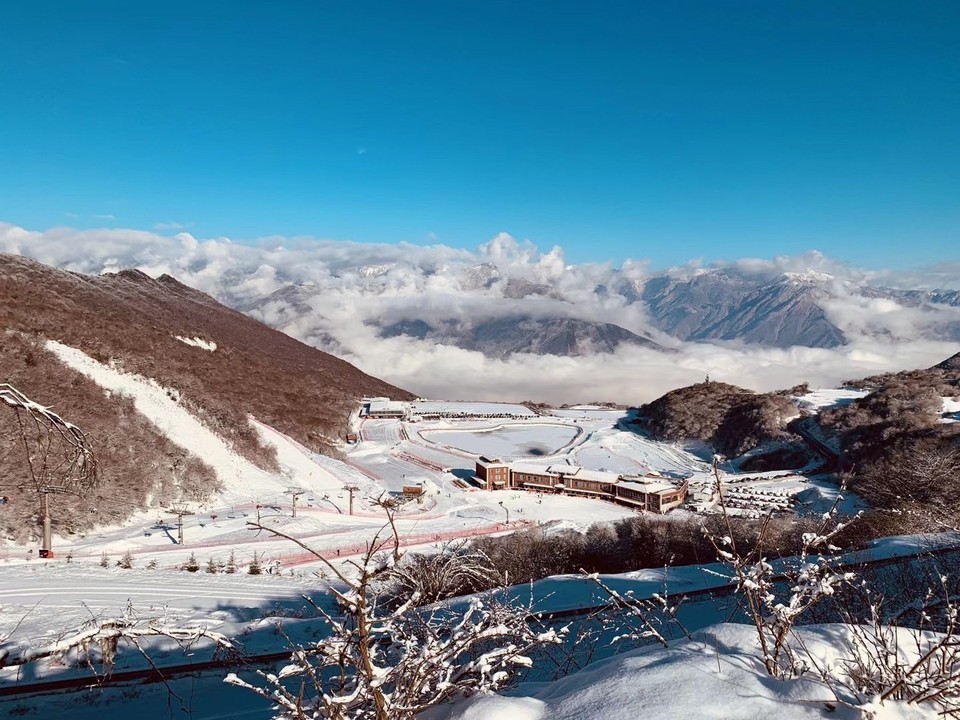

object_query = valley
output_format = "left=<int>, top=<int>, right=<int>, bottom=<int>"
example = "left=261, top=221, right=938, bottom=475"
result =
left=0, top=258, right=956, bottom=720
left=0, top=349, right=870, bottom=709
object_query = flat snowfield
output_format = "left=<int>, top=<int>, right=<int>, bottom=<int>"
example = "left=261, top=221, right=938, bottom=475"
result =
left=419, top=423, right=581, bottom=458
left=546, top=406, right=628, bottom=420
left=0, top=563, right=318, bottom=653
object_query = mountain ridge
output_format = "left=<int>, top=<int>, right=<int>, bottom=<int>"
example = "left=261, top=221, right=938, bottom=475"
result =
left=0, top=253, right=412, bottom=537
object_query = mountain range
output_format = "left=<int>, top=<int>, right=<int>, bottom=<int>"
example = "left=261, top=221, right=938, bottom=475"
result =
left=239, top=261, right=960, bottom=360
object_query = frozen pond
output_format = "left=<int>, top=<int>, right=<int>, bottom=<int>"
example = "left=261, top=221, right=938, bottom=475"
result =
left=419, top=424, right=580, bottom=458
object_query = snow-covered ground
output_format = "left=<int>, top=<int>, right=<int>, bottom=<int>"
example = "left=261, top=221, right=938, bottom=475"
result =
left=794, top=388, right=870, bottom=412
left=437, top=623, right=938, bottom=720
left=5, top=533, right=955, bottom=719
left=418, top=424, right=581, bottom=458
left=941, top=396, right=960, bottom=423
left=0, top=563, right=324, bottom=679
left=544, top=406, right=628, bottom=421
left=1, top=348, right=882, bottom=717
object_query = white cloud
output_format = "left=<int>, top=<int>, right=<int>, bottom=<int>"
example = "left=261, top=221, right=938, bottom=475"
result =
left=2, top=221, right=958, bottom=404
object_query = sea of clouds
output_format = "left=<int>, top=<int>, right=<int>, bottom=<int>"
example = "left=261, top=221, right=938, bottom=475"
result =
left=2, top=222, right=958, bottom=405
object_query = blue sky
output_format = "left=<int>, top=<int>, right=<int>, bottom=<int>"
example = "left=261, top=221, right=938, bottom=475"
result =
left=1, top=1, right=957, bottom=269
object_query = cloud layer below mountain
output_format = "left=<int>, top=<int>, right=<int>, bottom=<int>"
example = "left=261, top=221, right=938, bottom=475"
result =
left=3, top=222, right=958, bottom=404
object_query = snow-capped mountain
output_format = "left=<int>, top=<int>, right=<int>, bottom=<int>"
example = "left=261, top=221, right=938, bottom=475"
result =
left=639, top=270, right=847, bottom=348
left=5, top=224, right=960, bottom=406
left=638, top=269, right=960, bottom=349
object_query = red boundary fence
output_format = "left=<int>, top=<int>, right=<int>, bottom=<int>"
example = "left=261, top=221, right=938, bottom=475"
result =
left=275, top=520, right=537, bottom=567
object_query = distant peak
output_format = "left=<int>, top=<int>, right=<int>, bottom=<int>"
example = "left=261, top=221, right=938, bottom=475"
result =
left=356, top=263, right=393, bottom=278
left=781, top=270, right=834, bottom=285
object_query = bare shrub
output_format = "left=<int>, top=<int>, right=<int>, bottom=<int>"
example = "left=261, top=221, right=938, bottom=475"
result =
left=228, top=503, right=565, bottom=719
left=384, top=544, right=496, bottom=606
left=704, top=460, right=858, bottom=678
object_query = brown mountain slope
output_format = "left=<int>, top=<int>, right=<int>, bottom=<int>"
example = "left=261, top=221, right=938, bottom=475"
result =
left=818, top=350, right=960, bottom=523
left=841, top=351, right=960, bottom=396
left=0, top=253, right=411, bottom=455
left=1, top=333, right=220, bottom=540
left=0, top=253, right=412, bottom=538
left=638, top=380, right=800, bottom=456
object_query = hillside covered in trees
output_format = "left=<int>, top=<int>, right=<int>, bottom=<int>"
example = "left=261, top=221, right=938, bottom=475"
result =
left=0, top=254, right=412, bottom=539
left=821, top=352, right=960, bottom=526
left=638, top=380, right=801, bottom=457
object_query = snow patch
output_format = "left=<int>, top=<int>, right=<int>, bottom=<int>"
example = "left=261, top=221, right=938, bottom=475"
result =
left=174, top=335, right=217, bottom=351
left=794, top=388, right=869, bottom=411
left=941, top=396, right=960, bottom=424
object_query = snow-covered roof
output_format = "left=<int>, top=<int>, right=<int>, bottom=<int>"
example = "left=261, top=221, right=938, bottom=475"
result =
left=568, top=468, right=619, bottom=484
left=367, top=400, right=407, bottom=414
left=509, top=462, right=564, bottom=477
left=617, top=479, right=679, bottom=494
left=507, top=463, right=620, bottom=484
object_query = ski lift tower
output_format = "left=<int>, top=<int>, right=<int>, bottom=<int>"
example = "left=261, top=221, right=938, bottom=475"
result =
left=343, top=484, right=360, bottom=515
left=37, top=485, right=76, bottom=558
left=166, top=505, right=195, bottom=545
left=285, top=487, right=306, bottom=518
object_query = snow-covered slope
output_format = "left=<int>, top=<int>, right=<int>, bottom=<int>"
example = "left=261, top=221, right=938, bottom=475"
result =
left=439, top=623, right=937, bottom=720
left=48, top=340, right=273, bottom=499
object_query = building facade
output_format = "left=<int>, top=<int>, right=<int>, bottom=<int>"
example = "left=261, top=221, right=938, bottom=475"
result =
left=473, top=459, right=688, bottom=513
left=476, top=456, right=511, bottom=490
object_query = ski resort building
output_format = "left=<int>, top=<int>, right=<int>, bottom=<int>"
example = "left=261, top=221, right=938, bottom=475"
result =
left=364, top=399, right=407, bottom=419
left=475, top=456, right=511, bottom=489
left=362, top=399, right=535, bottom=421
left=474, top=459, right=688, bottom=513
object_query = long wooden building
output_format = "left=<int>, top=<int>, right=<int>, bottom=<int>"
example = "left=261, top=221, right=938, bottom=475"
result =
left=474, top=458, right=688, bottom=513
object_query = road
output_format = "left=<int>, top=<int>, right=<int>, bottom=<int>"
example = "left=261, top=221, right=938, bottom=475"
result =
left=794, top=418, right=841, bottom=472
